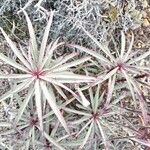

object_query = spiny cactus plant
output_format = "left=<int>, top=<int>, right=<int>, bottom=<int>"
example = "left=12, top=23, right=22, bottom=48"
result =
left=0, top=1, right=150, bottom=150
left=68, top=25, right=150, bottom=149
left=70, top=26, right=150, bottom=125
left=0, top=10, right=95, bottom=134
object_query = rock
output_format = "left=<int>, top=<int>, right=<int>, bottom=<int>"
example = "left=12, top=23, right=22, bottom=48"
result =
left=143, top=18, right=150, bottom=26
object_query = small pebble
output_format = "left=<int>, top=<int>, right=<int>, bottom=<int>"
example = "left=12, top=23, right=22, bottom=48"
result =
left=142, top=0, right=148, bottom=8
left=143, top=18, right=150, bottom=27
